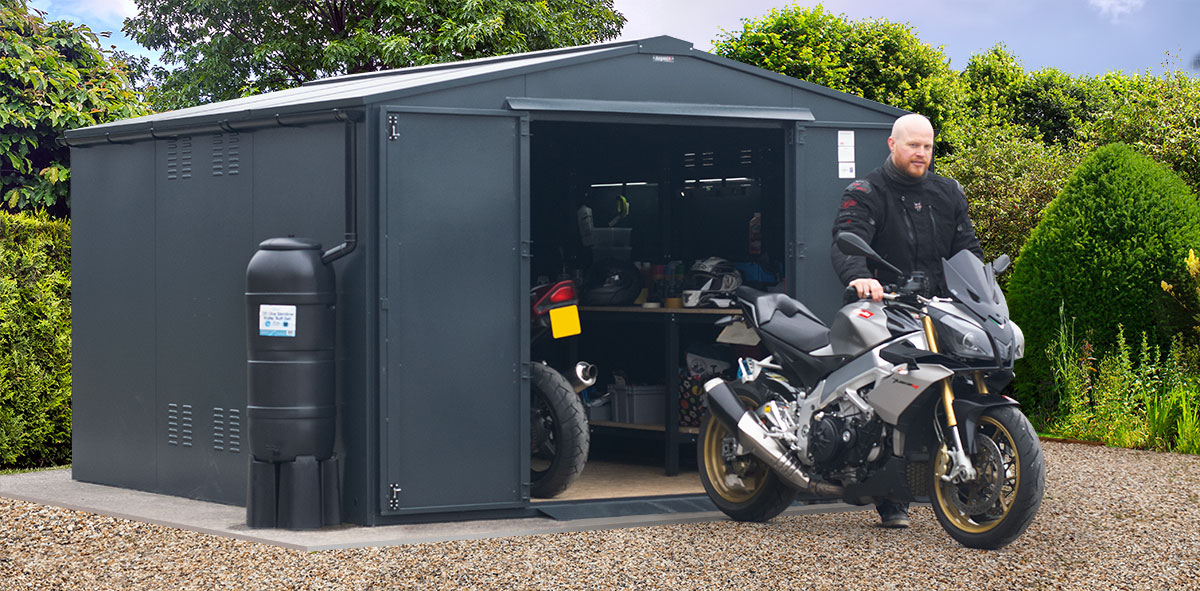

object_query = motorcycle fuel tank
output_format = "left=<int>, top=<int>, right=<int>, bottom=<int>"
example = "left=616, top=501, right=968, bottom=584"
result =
left=829, top=301, right=891, bottom=356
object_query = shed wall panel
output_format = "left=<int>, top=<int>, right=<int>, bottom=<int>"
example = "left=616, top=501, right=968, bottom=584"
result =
left=153, top=133, right=254, bottom=503
left=71, top=143, right=158, bottom=490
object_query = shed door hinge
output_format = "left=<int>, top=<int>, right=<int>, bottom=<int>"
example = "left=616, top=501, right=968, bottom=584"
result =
left=520, top=239, right=533, bottom=260
left=387, top=114, right=400, bottom=141
left=388, top=483, right=402, bottom=511
left=520, top=362, right=532, bottom=381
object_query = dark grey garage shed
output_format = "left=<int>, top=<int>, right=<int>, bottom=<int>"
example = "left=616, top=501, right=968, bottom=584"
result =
left=66, top=36, right=904, bottom=525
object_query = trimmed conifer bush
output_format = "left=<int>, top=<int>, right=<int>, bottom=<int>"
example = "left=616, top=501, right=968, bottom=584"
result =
left=0, top=211, right=71, bottom=468
left=1008, top=143, right=1200, bottom=415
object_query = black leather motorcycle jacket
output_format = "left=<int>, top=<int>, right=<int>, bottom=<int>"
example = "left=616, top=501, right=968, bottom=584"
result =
left=831, top=157, right=983, bottom=293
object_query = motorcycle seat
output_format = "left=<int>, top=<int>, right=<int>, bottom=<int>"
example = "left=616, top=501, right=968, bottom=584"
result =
left=736, top=286, right=831, bottom=353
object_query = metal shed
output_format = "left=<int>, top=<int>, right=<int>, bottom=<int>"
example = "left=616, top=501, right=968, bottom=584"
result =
left=66, top=36, right=904, bottom=525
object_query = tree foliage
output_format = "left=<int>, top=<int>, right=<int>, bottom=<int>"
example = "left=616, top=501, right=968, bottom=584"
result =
left=123, top=0, right=626, bottom=111
left=0, top=0, right=147, bottom=216
left=713, top=5, right=960, bottom=141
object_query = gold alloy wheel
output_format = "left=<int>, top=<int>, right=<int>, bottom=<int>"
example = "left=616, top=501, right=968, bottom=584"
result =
left=934, top=415, right=1021, bottom=534
left=702, top=396, right=770, bottom=503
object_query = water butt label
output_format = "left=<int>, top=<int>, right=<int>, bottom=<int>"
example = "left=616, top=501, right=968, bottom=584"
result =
left=259, top=304, right=297, bottom=337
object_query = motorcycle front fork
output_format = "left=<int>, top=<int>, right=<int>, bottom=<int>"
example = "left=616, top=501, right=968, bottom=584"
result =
left=923, top=315, right=978, bottom=483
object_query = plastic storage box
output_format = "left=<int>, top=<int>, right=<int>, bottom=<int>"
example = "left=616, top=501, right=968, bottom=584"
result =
left=608, top=384, right=665, bottom=424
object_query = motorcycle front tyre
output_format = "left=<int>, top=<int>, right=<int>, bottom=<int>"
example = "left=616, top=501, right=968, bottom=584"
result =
left=698, top=381, right=796, bottom=522
left=931, top=405, right=1045, bottom=549
left=529, top=363, right=590, bottom=498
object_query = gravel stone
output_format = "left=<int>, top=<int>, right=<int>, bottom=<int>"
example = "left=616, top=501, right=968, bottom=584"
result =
left=1, top=441, right=1197, bottom=590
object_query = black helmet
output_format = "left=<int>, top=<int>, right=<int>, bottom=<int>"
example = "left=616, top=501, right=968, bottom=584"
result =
left=582, top=259, right=643, bottom=306
left=682, top=257, right=742, bottom=308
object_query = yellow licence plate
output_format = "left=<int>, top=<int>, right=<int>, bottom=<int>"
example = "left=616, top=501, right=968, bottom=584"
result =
left=549, top=305, right=581, bottom=338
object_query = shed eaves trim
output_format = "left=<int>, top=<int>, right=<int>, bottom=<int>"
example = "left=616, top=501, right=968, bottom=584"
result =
left=506, top=97, right=815, bottom=122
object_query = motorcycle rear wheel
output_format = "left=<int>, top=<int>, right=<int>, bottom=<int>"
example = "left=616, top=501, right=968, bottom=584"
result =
left=698, top=382, right=796, bottom=522
left=930, top=405, right=1045, bottom=549
left=530, top=363, right=589, bottom=498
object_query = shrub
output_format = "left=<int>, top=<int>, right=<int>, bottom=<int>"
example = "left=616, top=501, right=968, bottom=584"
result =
left=937, top=124, right=1083, bottom=265
left=0, top=210, right=71, bottom=468
left=1007, top=143, right=1200, bottom=413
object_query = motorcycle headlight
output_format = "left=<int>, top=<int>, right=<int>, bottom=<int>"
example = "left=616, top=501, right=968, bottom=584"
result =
left=935, top=313, right=995, bottom=360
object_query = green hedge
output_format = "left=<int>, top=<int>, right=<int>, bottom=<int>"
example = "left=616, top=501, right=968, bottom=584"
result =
left=0, top=211, right=71, bottom=468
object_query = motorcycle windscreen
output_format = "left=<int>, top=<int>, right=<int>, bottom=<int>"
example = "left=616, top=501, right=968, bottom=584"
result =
left=942, top=250, right=1009, bottom=322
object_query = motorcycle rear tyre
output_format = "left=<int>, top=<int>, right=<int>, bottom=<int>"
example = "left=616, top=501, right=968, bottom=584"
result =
left=530, top=363, right=589, bottom=498
left=931, top=405, right=1045, bottom=549
left=698, top=382, right=796, bottom=522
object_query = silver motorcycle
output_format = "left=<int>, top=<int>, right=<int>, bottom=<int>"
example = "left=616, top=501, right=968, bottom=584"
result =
left=699, top=233, right=1044, bottom=549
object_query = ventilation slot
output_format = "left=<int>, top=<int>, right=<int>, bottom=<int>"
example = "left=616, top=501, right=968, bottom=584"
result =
left=166, top=137, right=193, bottom=180
left=211, top=133, right=241, bottom=177
left=212, top=407, right=242, bottom=453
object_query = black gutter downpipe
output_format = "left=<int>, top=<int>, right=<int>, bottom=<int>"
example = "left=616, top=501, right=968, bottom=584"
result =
left=321, top=110, right=358, bottom=264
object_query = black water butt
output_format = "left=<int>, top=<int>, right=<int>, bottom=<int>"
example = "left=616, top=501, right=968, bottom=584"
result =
left=245, top=237, right=341, bottom=529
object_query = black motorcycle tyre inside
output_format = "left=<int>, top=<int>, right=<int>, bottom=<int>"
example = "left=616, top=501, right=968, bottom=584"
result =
left=529, top=363, right=590, bottom=498
left=930, top=404, right=1045, bottom=549
left=698, top=381, right=797, bottom=522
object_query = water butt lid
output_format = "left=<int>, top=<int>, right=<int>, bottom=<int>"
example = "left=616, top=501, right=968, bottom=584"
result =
left=258, top=237, right=322, bottom=251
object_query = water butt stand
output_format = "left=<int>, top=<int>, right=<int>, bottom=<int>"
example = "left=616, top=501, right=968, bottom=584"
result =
left=245, top=237, right=341, bottom=529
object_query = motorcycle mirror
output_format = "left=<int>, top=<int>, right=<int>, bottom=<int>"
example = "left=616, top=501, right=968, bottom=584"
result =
left=835, top=232, right=904, bottom=277
left=992, top=254, right=1012, bottom=275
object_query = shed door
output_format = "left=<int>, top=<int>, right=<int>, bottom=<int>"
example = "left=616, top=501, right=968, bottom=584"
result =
left=381, top=109, right=528, bottom=513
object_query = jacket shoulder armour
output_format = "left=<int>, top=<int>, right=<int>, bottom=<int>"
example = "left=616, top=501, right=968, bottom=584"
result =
left=844, top=179, right=873, bottom=194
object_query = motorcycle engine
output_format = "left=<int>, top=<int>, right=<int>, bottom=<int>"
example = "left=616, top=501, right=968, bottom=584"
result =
left=807, top=413, right=884, bottom=473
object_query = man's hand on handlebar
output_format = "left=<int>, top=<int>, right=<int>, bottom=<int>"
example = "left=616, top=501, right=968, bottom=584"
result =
left=848, top=277, right=885, bottom=302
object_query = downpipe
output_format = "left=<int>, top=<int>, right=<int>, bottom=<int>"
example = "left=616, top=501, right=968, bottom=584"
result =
left=569, top=362, right=598, bottom=393
left=704, top=379, right=844, bottom=497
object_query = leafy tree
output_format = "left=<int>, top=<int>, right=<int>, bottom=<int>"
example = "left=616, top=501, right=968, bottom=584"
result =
left=1007, top=144, right=1200, bottom=414
left=123, top=0, right=626, bottom=110
left=0, top=0, right=147, bottom=216
left=1085, top=71, right=1200, bottom=192
left=713, top=4, right=961, bottom=143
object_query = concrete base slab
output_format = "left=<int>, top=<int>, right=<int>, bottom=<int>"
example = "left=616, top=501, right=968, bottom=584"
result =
left=0, top=468, right=865, bottom=551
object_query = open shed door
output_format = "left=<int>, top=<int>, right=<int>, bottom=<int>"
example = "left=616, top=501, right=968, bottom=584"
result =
left=380, top=109, right=528, bottom=514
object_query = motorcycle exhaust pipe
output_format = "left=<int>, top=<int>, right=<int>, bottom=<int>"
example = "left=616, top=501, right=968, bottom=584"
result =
left=569, top=362, right=598, bottom=393
left=703, top=378, right=844, bottom=498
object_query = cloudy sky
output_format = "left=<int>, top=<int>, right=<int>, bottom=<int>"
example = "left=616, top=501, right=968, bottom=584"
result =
left=28, top=0, right=1200, bottom=76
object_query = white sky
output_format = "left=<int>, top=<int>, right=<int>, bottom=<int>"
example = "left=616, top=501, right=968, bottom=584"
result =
left=29, top=0, right=1200, bottom=76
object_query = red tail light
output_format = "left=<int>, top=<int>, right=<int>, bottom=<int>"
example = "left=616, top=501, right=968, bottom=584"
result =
left=533, top=280, right=578, bottom=315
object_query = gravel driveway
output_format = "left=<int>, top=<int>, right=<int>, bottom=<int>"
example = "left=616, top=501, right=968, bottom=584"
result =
left=1, top=441, right=1197, bottom=590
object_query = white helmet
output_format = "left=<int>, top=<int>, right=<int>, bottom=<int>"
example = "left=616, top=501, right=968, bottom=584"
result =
left=682, top=257, right=742, bottom=308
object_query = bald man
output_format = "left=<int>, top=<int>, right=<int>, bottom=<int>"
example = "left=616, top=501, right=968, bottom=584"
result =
left=832, top=114, right=983, bottom=303
left=829, top=114, right=983, bottom=528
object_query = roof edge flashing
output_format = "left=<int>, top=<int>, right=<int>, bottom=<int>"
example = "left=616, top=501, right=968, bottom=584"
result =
left=304, top=37, right=647, bottom=87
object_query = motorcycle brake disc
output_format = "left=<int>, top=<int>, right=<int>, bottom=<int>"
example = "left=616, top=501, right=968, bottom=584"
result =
left=944, top=434, right=1004, bottom=516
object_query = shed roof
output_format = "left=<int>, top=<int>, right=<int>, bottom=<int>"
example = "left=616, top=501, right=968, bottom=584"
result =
left=66, top=36, right=902, bottom=141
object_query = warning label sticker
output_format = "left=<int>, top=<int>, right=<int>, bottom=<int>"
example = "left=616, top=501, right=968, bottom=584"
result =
left=259, top=304, right=297, bottom=337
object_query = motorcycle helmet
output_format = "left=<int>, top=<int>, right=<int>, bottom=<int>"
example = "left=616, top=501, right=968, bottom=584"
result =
left=682, top=257, right=742, bottom=307
left=582, top=259, right=643, bottom=305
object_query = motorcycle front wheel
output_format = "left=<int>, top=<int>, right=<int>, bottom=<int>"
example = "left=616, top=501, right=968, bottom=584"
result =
left=698, top=382, right=796, bottom=522
left=930, top=405, right=1045, bottom=549
left=530, top=363, right=589, bottom=498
